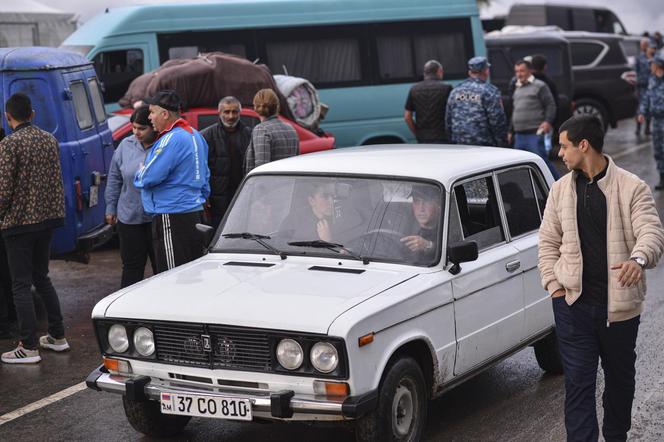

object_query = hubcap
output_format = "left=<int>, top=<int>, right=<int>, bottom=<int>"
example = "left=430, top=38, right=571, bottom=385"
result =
left=392, top=379, right=415, bottom=437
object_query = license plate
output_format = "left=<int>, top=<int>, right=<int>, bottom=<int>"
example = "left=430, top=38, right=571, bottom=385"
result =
left=89, top=185, right=98, bottom=207
left=160, top=392, right=252, bottom=421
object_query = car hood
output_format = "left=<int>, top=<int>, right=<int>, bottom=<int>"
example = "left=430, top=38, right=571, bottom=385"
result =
left=103, top=257, right=418, bottom=334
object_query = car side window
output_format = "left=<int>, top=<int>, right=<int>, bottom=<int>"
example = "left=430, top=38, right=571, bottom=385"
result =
left=87, top=78, right=107, bottom=124
left=447, top=190, right=464, bottom=246
left=453, top=176, right=505, bottom=250
left=70, top=81, right=94, bottom=130
left=497, top=168, right=542, bottom=238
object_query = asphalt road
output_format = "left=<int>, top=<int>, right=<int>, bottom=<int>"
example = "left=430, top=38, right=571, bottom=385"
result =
left=1, top=119, right=664, bottom=441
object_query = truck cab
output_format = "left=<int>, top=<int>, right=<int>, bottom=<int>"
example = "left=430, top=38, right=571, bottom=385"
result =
left=0, top=47, right=114, bottom=258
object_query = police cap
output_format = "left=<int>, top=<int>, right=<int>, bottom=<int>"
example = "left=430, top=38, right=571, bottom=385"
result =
left=468, top=56, right=491, bottom=72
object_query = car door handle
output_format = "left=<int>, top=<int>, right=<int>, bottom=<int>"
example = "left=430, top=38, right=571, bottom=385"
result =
left=505, top=260, right=521, bottom=273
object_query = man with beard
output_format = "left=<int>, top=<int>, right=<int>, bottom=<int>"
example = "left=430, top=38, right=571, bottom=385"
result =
left=201, top=97, right=252, bottom=228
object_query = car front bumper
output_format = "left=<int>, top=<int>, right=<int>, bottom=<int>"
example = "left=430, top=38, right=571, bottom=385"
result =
left=86, top=365, right=377, bottom=421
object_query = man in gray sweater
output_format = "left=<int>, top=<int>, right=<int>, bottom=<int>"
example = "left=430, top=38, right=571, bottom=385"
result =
left=510, top=59, right=559, bottom=179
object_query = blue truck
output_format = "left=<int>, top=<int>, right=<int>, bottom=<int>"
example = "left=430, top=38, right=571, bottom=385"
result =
left=0, top=47, right=114, bottom=259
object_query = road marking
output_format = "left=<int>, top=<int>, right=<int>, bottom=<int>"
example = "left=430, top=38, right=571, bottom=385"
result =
left=611, top=140, right=651, bottom=161
left=0, top=382, right=87, bottom=426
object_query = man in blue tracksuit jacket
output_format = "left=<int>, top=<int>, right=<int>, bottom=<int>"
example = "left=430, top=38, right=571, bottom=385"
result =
left=134, top=90, right=210, bottom=272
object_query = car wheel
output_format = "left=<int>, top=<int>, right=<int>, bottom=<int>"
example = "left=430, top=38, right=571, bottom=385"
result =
left=355, top=357, right=428, bottom=442
left=573, top=98, right=609, bottom=131
left=122, top=396, right=191, bottom=437
left=533, top=331, right=564, bottom=375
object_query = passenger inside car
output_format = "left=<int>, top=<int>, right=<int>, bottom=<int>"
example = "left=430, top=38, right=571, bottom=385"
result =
left=280, top=181, right=337, bottom=242
left=400, top=185, right=441, bottom=264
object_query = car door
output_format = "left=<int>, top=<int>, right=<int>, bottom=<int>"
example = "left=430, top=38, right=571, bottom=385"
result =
left=449, top=173, right=525, bottom=375
left=62, top=72, right=106, bottom=234
left=496, top=166, right=554, bottom=339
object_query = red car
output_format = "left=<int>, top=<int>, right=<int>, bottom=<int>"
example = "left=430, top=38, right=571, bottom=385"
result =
left=109, top=107, right=335, bottom=153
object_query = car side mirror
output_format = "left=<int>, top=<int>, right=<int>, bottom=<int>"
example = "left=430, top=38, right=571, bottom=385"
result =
left=447, top=240, right=478, bottom=275
left=196, top=223, right=215, bottom=248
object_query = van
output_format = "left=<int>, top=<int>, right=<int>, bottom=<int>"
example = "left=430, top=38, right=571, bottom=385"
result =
left=0, top=47, right=114, bottom=259
left=506, top=3, right=628, bottom=34
left=60, top=0, right=486, bottom=147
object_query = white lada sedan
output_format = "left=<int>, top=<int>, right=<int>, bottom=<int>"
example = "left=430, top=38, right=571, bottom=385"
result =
left=86, top=145, right=562, bottom=441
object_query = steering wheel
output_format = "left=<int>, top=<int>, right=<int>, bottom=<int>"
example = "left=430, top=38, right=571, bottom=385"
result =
left=348, top=228, right=411, bottom=260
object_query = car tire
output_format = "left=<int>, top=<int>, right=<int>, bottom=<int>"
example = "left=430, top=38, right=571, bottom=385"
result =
left=573, top=98, right=609, bottom=131
left=355, top=357, right=428, bottom=442
left=122, top=396, right=191, bottom=437
left=533, top=331, right=564, bottom=375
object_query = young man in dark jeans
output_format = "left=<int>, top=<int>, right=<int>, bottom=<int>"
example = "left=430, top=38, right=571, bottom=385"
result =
left=539, top=115, right=664, bottom=441
left=0, top=93, right=69, bottom=364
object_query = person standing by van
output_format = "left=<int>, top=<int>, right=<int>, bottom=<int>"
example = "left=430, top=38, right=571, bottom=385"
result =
left=201, top=96, right=252, bottom=228
left=639, top=55, right=664, bottom=190
left=445, top=56, right=508, bottom=147
left=244, top=89, right=298, bottom=174
left=404, top=60, right=452, bottom=143
left=134, top=90, right=210, bottom=272
left=509, top=59, right=559, bottom=179
left=635, top=40, right=656, bottom=136
left=0, top=93, right=69, bottom=364
left=105, top=106, right=158, bottom=287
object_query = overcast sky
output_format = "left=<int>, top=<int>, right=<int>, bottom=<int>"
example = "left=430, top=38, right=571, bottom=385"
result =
left=48, top=0, right=663, bottom=34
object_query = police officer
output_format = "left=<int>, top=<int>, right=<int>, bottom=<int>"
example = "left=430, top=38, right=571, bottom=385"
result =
left=446, top=56, right=508, bottom=147
left=639, top=55, right=664, bottom=189
left=635, top=39, right=656, bottom=135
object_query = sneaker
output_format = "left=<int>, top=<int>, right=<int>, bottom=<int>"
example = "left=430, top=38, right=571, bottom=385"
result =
left=39, top=334, right=70, bottom=352
left=2, top=344, right=41, bottom=364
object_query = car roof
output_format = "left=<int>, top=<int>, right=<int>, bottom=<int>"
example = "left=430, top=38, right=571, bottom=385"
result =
left=249, top=144, right=549, bottom=188
left=485, top=31, right=569, bottom=45
left=0, top=47, right=91, bottom=72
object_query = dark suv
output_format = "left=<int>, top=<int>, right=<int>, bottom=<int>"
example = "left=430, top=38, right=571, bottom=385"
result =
left=563, top=31, right=637, bottom=129
left=486, top=32, right=574, bottom=127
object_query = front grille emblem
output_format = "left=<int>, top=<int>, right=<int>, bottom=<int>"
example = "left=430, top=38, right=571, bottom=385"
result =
left=202, top=334, right=212, bottom=352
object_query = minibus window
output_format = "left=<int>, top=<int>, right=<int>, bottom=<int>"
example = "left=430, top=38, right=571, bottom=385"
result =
left=87, top=78, right=107, bottom=123
left=70, top=81, right=94, bottom=130
left=93, top=49, right=144, bottom=103
left=266, top=37, right=361, bottom=84
left=376, top=35, right=414, bottom=80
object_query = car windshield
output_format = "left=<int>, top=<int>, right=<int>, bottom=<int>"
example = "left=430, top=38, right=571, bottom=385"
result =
left=213, top=175, right=445, bottom=266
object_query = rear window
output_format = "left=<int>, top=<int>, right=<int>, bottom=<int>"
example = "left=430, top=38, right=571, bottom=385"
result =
left=509, top=46, right=564, bottom=76
left=70, top=81, right=94, bottom=130
left=87, top=78, right=107, bottom=123
left=570, top=42, right=605, bottom=66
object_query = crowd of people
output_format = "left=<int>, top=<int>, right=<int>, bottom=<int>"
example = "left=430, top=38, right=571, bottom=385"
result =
left=0, top=87, right=300, bottom=363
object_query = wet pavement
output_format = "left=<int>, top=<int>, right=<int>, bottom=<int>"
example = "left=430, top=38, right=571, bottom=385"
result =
left=1, top=119, right=664, bottom=441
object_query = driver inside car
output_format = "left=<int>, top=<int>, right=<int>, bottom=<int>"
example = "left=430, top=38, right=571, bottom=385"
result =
left=282, top=182, right=336, bottom=242
left=400, top=185, right=441, bottom=261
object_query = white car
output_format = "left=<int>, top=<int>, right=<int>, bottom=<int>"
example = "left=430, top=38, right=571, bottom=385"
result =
left=87, top=145, right=562, bottom=441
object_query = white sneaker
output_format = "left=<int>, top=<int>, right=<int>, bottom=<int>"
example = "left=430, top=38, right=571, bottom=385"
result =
left=2, top=344, right=42, bottom=364
left=39, top=334, right=70, bottom=352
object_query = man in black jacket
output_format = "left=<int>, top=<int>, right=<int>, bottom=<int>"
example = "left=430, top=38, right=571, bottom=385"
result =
left=201, top=97, right=252, bottom=228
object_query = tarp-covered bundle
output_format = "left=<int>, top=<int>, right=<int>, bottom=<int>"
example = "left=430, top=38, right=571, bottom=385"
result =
left=273, top=75, right=321, bottom=130
left=119, top=52, right=293, bottom=119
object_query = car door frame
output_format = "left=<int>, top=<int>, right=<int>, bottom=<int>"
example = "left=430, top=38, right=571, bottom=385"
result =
left=447, top=169, right=526, bottom=376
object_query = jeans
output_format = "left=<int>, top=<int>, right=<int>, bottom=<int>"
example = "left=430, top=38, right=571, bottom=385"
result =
left=514, top=132, right=560, bottom=180
left=553, top=297, right=640, bottom=442
left=3, top=229, right=65, bottom=349
left=117, top=222, right=156, bottom=288
left=0, top=236, right=15, bottom=330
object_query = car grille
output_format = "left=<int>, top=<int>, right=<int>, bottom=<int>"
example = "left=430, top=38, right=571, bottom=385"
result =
left=153, top=322, right=272, bottom=372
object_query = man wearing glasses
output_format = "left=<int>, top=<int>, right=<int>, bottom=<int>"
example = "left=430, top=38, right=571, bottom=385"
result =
left=538, top=115, right=664, bottom=441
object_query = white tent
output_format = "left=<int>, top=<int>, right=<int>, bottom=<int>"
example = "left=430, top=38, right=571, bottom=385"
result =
left=0, top=0, right=76, bottom=48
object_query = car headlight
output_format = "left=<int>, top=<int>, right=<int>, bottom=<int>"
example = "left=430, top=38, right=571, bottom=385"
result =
left=276, top=339, right=303, bottom=370
left=133, top=327, right=155, bottom=357
left=310, top=342, right=339, bottom=373
left=108, top=324, right=129, bottom=353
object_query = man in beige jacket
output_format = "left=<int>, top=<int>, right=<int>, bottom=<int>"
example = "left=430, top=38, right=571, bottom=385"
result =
left=538, top=115, right=664, bottom=442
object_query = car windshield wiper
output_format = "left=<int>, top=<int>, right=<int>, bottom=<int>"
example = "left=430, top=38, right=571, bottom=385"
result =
left=223, top=232, right=287, bottom=260
left=288, top=240, right=369, bottom=265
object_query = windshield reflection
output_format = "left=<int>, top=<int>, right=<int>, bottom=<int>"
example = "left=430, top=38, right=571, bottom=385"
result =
left=214, top=175, right=445, bottom=266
